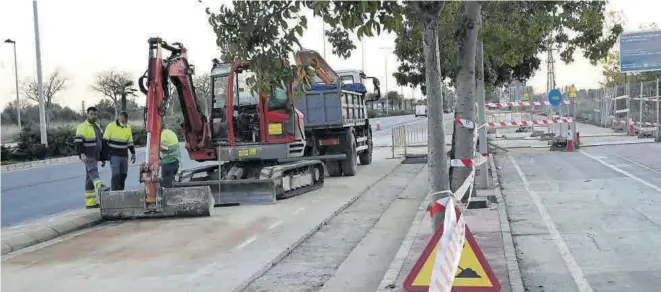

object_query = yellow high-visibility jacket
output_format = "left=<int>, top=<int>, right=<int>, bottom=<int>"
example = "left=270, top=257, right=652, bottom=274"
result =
left=73, top=120, right=103, bottom=159
left=103, top=120, right=135, bottom=158
left=160, top=128, right=181, bottom=164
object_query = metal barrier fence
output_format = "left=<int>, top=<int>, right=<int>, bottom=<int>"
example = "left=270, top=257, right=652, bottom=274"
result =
left=574, top=79, right=660, bottom=138
left=391, top=123, right=428, bottom=158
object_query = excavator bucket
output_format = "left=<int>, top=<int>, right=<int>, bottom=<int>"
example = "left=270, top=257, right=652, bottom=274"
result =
left=174, top=159, right=327, bottom=206
left=175, top=178, right=277, bottom=205
left=98, top=186, right=214, bottom=220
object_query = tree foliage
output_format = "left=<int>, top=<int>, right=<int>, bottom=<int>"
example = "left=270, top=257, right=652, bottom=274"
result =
left=91, top=70, right=138, bottom=118
left=21, top=69, right=68, bottom=109
left=393, top=1, right=623, bottom=93
left=205, top=1, right=406, bottom=95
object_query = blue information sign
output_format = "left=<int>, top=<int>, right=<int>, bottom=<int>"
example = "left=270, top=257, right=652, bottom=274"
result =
left=619, top=29, right=661, bottom=73
left=548, top=89, right=562, bottom=107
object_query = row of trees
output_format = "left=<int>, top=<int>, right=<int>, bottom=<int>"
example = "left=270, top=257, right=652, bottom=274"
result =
left=1, top=69, right=213, bottom=128
left=206, top=1, right=622, bottom=230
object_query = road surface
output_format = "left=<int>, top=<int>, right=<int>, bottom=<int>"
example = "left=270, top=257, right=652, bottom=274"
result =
left=0, top=115, right=420, bottom=227
left=497, top=143, right=661, bottom=292
left=1, top=146, right=423, bottom=292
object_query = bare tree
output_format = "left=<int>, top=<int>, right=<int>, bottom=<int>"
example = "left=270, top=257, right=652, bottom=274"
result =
left=91, top=70, right=137, bottom=119
left=21, top=69, right=68, bottom=109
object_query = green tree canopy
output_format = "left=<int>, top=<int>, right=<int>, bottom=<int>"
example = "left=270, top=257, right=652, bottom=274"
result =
left=205, top=1, right=407, bottom=95
left=393, top=1, right=623, bottom=94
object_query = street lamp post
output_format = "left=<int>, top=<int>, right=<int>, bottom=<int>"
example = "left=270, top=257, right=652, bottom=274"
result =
left=4, top=39, right=21, bottom=132
left=33, top=0, right=48, bottom=145
left=379, top=47, right=392, bottom=114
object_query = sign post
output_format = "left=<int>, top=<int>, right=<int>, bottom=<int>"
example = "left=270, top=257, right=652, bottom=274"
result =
left=548, top=89, right=563, bottom=136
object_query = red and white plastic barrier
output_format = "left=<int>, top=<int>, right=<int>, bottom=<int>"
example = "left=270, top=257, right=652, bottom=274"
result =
left=485, top=100, right=575, bottom=108
left=487, top=118, right=574, bottom=128
left=612, top=119, right=659, bottom=127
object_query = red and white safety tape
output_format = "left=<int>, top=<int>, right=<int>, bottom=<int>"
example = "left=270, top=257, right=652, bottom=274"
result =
left=450, top=153, right=488, bottom=168
left=612, top=119, right=659, bottom=127
left=485, top=101, right=575, bottom=108
left=454, top=118, right=475, bottom=129
left=428, top=197, right=467, bottom=292
left=487, top=118, right=574, bottom=128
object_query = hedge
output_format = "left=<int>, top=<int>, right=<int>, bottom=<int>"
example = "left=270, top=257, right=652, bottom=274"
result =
left=1, top=123, right=149, bottom=163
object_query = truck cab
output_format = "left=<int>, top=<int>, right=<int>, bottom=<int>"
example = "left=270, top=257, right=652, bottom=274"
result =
left=334, top=69, right=381, bottom=101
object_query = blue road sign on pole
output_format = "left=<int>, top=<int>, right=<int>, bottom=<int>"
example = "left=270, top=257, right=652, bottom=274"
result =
left=619, top=29, right=661, bottom=73
left=548, top=89, right=562, bottom=107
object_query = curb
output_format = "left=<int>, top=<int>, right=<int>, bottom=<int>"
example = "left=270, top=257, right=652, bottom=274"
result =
left=489, top=154, right=525, bottom=292
left=234, top=161, right=406, bottom=292
left=1, top=155, right=80, bottom=172
left=375, top=185, right=429, bottom=292
left=1, top=209, right=102, bottom=255
left=1, top=146, right=148, bottom=173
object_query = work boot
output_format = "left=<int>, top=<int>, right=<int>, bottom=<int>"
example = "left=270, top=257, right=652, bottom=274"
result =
left=85, top=191, right=98, bottom=209
left=94, top=184, right=111, bottom=207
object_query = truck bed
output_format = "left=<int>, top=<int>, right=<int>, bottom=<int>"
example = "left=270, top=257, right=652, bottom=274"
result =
left=294, top=86, right=368, bottom=129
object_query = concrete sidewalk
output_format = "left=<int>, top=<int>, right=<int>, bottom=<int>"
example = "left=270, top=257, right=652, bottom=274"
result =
left=375, top=155, right=523, bottom=292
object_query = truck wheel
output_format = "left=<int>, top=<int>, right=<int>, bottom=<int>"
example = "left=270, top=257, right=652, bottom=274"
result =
left=326, top=161, right=342, bottom=177
left=358, top=130, right=373, bottom=165
left=341, top=130, right=358, bottom=176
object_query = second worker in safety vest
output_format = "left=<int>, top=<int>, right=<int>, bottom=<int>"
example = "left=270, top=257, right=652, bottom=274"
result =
left=160, top=128, right=181, bottom=188
left=74, top=106, right=110, bottom=208
left=103, top=111, right=136, bottom=191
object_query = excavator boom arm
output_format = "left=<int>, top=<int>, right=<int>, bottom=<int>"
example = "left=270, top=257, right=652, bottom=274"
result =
left=294, top=50, right=339, bottom=86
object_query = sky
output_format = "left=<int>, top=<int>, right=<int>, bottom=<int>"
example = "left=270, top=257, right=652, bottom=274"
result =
left=0, top=0, right=659, bottom=111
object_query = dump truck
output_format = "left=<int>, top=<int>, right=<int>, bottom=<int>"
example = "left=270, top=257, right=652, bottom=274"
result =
left=167, top=49, right=382, bottom=205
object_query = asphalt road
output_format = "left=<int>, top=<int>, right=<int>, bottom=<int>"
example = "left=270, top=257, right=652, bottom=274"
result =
left=0, top=115, right=418, bottom=228
left=2, top=145, right=413, bottom=292
left=497, top=143, right=661, bottom=292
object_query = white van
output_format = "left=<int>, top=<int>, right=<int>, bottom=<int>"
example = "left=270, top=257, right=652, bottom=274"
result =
left=415, top=104, right=427, bottom=117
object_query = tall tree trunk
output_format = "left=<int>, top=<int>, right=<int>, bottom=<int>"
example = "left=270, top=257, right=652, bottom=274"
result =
left=450, top=1, right=482, bottom=200
left=414, top=1, right=448, bottom=232
left=114, top=104, right=119, bottom=120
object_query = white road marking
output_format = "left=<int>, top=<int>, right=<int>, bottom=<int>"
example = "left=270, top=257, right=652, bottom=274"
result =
left=581, top=151, right=661, bottom=192
left=293, top=207, right=305, bottom=215
left=268, top=220, right=283, bottom=230
left=509, top=156, right=594, bottom=292
left=234, top=235, right=257, bottom=250
left=614, top=154, right=661, bottom=176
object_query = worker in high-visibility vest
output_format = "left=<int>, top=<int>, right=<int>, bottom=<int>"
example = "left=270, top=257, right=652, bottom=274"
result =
left=73, top=106, right=109, bottom=208
left=160, top=128, right=182, bottom=188
left=103, top=111, right=136, bottom=191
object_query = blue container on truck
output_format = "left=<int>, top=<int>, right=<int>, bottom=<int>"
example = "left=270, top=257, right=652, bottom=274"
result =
left=294, top=70, right=381, bottom=176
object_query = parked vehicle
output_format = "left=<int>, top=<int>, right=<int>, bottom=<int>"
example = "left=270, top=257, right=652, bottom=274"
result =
left=415, top=104, right=427, bottom=117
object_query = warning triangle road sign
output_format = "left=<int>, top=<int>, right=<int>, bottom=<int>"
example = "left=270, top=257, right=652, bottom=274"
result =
left=403, top=214, right=501, bottom=292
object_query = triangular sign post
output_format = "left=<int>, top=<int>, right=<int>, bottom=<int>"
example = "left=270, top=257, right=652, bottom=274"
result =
left=403, top=209, right=501, bottom=292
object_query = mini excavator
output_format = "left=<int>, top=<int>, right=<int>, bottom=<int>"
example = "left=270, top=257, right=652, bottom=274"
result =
left=98, top=37, right=365, bottom=219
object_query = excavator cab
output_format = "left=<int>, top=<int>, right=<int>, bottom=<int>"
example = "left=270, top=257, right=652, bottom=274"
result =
left=209, top=62, right=304, bottom=149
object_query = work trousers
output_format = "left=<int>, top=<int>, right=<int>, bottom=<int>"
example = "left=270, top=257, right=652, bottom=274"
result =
left=109, top=156, right=129, bottom=191
left=84, top=158, right=104, bottom=207
left=161, top=161, right=180, bottom=188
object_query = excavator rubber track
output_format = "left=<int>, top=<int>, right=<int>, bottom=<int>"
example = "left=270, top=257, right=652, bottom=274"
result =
left=173, top=160, right=325, bottom=206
